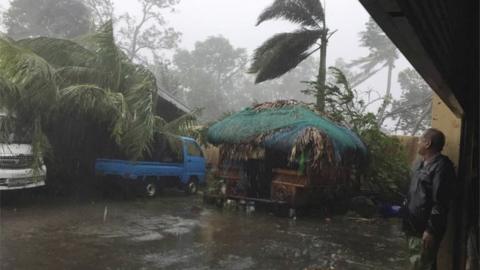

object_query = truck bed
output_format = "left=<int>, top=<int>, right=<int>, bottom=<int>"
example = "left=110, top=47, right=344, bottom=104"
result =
left=95, top=159, right=185, bottom=179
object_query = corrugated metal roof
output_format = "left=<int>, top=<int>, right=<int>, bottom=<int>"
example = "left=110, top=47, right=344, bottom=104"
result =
left=156, top=88, right=191, bottom=114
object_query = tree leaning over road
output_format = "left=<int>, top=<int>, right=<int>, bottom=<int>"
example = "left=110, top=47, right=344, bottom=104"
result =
left=249, top=0, right=333, bottom=112
left=0, top=21, right=193, bottom=190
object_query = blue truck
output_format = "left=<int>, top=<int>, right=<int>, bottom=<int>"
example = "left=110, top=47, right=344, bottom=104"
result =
left=95, top=136, right=206, bottom=197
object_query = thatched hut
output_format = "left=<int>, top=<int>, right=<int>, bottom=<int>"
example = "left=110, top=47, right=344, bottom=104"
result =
left=207, top=100, right=368, bottom=207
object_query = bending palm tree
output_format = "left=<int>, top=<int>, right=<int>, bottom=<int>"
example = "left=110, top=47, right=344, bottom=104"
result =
left=14, top=22, right=157, bottom=160
left=348, top=18, right=399, bottom=125
left=249, top=0, right=332, bottom=112
left=0, top=22, right=196, bottom=184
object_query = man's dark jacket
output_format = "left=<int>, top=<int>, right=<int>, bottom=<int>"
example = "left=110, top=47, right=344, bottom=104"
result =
left=403, top=154, right=455, bottom=238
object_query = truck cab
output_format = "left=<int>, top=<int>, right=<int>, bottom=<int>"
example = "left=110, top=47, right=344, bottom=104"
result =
left=95, top=135, right=206, bottom=197
left=0, top=112, right=46, bottom=190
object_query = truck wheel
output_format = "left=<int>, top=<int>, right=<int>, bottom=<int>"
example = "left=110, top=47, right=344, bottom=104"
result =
left=185, top=178, right=198, bottom=195
left=144, top=179, right=157, bottom=198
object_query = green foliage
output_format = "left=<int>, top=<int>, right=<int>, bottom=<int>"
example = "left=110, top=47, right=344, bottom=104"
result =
left=359, top=128, right=410, bottom=203
left=389, top=68, right=432, bottom=135
left=250, top=0, right=326, bottom=83
left=0, top=21, right=196, bottom=191
left=0, top=37, right=56, bottom=170
left=306, top=67, right=410, bottom=203
left=16, top=37, right=96, bottom=68
left=251, top=0, right=330, bottom=110
left=3, top=0, right=92, bottom=39
left=156, top=111, right=198, bottom=138
left=56, top=84, right=126, bottom=146
left=30, top=118, right=51, bottom=174
left=0, top=76, right=20, bottom=113
left=249, top=30, right=323, bottom=83
left=256, top=0, right=324, bottom=27
left=303, top=67, right=376, bottom=132
left=348, top=18, right=400, bottom=126
left=75, top=21, right=123, bottom=90
left=0, top=37, right=57, bottom=114
left=348, top=18, right=398, bottom=86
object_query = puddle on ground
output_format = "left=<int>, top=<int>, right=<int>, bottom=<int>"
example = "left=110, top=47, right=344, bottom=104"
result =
left=1, top=195, right=408, bottom=270
left=131, top=232, right=164, bottom=242
left=75, top=214, right=200, bottom=241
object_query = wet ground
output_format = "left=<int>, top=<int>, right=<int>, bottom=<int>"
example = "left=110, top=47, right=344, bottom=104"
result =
left=1, top=190, right=408, bottom=270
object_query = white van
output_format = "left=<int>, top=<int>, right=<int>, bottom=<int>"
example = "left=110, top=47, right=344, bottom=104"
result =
left=0, top=112, right=46, bottom=190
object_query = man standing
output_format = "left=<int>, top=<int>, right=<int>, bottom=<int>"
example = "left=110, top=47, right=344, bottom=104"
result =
left=403, top=128, right=456, bottom=270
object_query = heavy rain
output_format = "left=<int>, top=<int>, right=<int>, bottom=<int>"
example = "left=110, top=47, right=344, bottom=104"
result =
left=1, top=191, right=408, bottom=270
left=0, top=0, right=478, bottom=270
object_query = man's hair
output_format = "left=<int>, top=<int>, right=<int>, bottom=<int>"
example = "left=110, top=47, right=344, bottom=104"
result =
left=423, top=128, right=446, bottom=152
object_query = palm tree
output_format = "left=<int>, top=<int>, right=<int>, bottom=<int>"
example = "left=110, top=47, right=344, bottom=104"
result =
left=0, top=22, right=195, bottom=186
left=0, top=34, right=58, bottom=170
left=249, top=0, right=333, bottom=112
left=387, top=68, right=433, bottom=135
left=348, top=18, right=399, bottom=125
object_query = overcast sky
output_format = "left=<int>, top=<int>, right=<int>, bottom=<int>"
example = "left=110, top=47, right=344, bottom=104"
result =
left=113, top=0, right=411, bottom=101
left=115, top=0, right=389, bottom=64
left=0, top=0, right=413, bottom=101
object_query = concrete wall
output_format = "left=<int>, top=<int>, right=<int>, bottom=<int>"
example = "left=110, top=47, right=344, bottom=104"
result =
left=431, top=94, right=462, bottom=168
left=431, top=93, right=462, bottom=270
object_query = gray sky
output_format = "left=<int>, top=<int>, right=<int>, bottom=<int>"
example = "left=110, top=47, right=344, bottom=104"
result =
left=114, top=0, right=411, bottom=102
left=115, top=0, right=376, bottom=62
left=0, top=0, right=413, bottom=104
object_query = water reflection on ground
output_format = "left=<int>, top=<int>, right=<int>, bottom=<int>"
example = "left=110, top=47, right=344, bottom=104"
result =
left=1, top=191, right=408, bottom=270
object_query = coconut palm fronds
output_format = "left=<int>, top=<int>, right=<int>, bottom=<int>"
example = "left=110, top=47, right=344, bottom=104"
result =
left=290, top=127, right=335, bottom=169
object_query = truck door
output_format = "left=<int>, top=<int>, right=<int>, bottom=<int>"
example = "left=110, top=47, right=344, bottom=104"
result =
left=184, top=140, right=205, bottom=182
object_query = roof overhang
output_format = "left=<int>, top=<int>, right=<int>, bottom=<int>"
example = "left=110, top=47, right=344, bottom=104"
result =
left=155, top=89, right=191, bottom=122
left=157, top=89, right=191, bottom=114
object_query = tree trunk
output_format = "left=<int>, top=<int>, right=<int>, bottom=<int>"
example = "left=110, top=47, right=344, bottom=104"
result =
left=394, top=118, right=401, bottom=133
left=316, top=33, right=328, bottom=112
left=377, top=60, right=394, bottom=126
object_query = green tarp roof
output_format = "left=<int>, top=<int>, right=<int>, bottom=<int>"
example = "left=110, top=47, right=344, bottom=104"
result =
left=207, top=102, right=367, bottom=166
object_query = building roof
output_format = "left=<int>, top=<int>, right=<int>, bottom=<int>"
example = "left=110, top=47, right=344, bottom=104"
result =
left=207, top=100, right=367, bottom=167
left=155, top=89, right=191, bottom=122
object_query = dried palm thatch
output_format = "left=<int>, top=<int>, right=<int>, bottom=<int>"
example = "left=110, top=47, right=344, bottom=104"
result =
left=290, top=127, right=334, bottom=165
left=252, top=99, right=308, bottom=111
left=208, top=100, right=367, bottom=170
left=219, top=143, right=266, bottom=162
